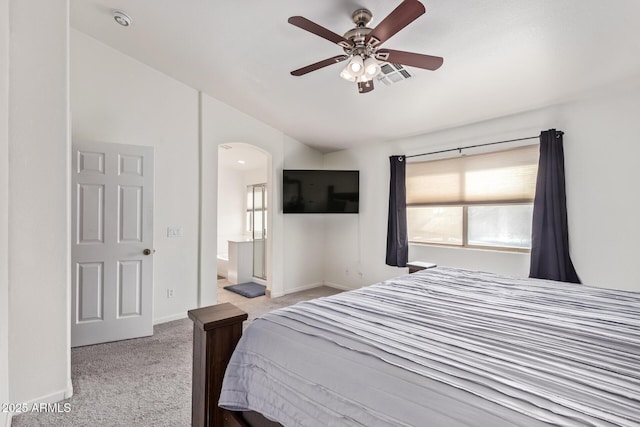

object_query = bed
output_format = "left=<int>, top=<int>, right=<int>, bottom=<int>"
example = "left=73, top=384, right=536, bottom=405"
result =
left=193, top=267, right=640, bottom=426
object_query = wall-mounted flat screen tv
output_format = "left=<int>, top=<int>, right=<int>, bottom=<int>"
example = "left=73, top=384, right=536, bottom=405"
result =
left=283, top=170, right=359, bottom=214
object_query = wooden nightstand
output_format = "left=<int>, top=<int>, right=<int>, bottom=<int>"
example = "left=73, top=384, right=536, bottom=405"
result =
left=407, top=261, right=437, bottom=274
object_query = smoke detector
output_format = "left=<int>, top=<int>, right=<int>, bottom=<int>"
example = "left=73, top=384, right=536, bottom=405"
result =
left=112, top=10, right=132, bottom=27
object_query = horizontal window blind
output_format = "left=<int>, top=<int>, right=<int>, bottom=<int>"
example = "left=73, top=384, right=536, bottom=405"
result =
left=406, top=145, right=539, bottom=206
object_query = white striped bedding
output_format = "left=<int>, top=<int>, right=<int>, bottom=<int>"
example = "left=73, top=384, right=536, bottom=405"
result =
left=219, top=267, right=640, bottom=426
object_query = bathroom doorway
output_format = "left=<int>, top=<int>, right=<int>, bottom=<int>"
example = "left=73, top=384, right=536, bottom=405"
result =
left=216, top=143, right=270, bottom=299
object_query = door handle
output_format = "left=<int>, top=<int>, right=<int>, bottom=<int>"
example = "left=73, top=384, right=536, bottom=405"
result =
left=143, top=249, right=155, bottom=255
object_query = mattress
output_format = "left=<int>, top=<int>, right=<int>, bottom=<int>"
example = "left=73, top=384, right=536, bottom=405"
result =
left=219, top=267, right=640, bottom=426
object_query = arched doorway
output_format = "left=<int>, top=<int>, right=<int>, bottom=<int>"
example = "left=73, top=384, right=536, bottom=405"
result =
left=216, top=143, right=271, bottom=300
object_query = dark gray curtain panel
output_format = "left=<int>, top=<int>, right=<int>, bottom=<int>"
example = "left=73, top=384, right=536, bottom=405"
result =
left=529, top=129, right=581, bottom=283
left=386, top=156, right=408, bottom=267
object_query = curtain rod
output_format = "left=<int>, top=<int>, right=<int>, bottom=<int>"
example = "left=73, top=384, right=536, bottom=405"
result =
left=405, top=131, right=563, bottom=159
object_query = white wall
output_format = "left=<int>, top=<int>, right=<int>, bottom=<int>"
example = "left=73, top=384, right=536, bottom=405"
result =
left=561, top=78, right=640, bottom=291
left=72, top=28, right=327, bottom=314
left=201, top=96, right=326, bottom=299
left=324, top=79, right=640, bottom=291
left=1, top=0, right=10, bottom=424
left=244, top=167, right=269, bottom=190
left=202, top=95, right=279, bottom=299
left=323, top=150, right=405, bottom=289
left=217, top=162, right=246, bottom=251
left=282, top=136, right=326, bottom=293
left=0, top=22, right=327, bottom=420
left=7, top=0, right=72, bottom=409
left=71, top=30, right=200, bottom=323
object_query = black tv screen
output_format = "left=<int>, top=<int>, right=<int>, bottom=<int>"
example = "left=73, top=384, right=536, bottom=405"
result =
left=283, top=170, right=359, bottom=214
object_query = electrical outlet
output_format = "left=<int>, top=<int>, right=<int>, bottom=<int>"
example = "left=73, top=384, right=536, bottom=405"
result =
left=166, top=288, right=175, bottom=298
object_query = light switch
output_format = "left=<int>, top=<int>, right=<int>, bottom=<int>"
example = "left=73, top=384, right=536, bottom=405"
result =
left=167, top=226, right=184, bottom=238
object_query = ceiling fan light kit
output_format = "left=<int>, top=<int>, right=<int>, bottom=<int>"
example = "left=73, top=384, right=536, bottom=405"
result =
left=364, top=57, right=381, bottom=78
left=288, top=0, right=443, bottom=94
left=340, top=55, right=380, bottom=84
left=339, top=68, right=356, bottom=82
left=347, top=56, right=364, bottom=74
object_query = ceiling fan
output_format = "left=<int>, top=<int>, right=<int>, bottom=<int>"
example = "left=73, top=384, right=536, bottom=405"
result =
left=288, top=0, right=443, bottom=94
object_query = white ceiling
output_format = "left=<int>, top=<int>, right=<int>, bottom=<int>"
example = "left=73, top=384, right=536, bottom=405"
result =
left=70, top=1, right=640, bottom=153
left=218, top=143, right=268, bottom=172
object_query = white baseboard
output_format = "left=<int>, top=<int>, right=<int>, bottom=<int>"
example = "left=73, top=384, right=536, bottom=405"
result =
left=323, top=282, right=358, bottom=292
left=271, top=282, right=357, bottom=298
left=153, top=313, right=188, bottom=325
left=27, top=386, right=74, bottom=405
left=4, top=385, right=74, bottom=425
left=252, top=277, right=267, bottom=286
left=270, top=282, right=325, bottom=298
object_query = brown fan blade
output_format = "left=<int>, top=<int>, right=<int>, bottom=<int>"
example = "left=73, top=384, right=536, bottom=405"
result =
left=291, top=55, right=349, bottom=76
left=357, top=80, right=374, bottom=94
left=365, top=0, right=426, bottom=47
left=375, top=49, right=443, bottom=70
left=288, top=16, right=354, bottom=49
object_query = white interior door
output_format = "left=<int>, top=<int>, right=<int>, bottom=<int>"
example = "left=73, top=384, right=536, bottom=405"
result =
left=71, top=141, right=154, bottom=347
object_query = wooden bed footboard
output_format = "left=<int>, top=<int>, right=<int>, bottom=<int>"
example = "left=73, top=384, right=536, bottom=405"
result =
left=188, top=303, right=249, bottom=427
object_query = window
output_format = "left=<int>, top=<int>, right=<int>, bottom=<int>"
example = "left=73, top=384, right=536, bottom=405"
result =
left=406, top=145, right=539, bottom=251
left=246, top=184, right=267, bottom=238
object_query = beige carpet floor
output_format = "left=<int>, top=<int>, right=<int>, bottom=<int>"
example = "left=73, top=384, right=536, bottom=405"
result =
left=11, top=281, right=341, bottom=427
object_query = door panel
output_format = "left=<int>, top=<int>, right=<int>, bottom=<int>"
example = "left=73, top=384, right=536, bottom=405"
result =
left=119, top=154, right=143, bottom=176
left=72, top=141, right=154, bottom=347
left=78, top=184, right=104, bottom=243
left=118, top=260, right=142, bottom=317
left=78, top=151, right=105, bottom=174
left=76, top=262, right=104, bottom=322
left=119, top=185, right=143, bottom=242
